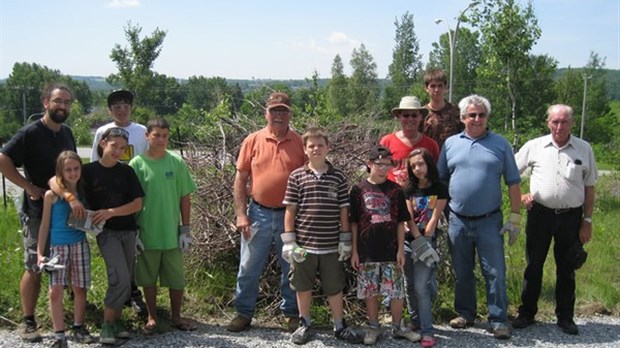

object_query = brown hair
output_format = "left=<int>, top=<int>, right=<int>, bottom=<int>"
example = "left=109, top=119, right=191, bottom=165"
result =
left=54, top=150, right=83, bottom=192
left=424, top=68, right=448, bottom=87
left=302, top=127, right=329, bottom=146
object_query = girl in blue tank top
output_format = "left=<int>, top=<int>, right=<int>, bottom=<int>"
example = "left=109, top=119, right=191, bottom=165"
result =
left=36, top=150, right=93, bottom=346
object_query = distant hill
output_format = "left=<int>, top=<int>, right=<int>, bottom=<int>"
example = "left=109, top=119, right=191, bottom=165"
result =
left=555, top=68, right=620, bottom=100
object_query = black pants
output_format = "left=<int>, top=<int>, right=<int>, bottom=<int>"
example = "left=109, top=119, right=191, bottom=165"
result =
left=518, top=202, right=582, bottom=321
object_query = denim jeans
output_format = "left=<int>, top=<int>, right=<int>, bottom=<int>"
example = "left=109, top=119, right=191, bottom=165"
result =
left=234, top=201, right=298, bottom=318
left=404, top=248, right=435, bottom=335
left=447, top=210, right=507, bottom=325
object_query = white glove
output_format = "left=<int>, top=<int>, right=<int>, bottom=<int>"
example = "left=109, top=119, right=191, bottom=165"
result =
left=499, top=212, right=522, bottom=246
left=410, top=236, right=440, bottom=267
left=338, top=232, right=352, bottom=261
left=281, top=232, right=298, bottom=264
left=135, top=230, right=145, bottom=255
left=39, top=255, right=66, bottom=272
left=178, top=225, right=192, bottom=253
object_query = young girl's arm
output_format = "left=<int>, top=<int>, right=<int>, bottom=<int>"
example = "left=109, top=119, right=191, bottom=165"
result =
left=37, top=190, right=57, bottom=265
left=406, top=198, right=423, bottom=238
left=426, top=198, right=447, bottom=237
left=48, top=176, right=86, bottom=219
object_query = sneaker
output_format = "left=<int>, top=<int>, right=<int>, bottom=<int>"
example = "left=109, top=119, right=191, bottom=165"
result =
left=286, top=316, right=300, bottom=333
left=226, top=315, right=251, bottom=332
left=19, top=320, right=42, bottom=343
left=557, top=319, right=579, bottom=335
left=512, top=314, right=535, bottom=329
left=114, top=320, right=131, bottom=339
left=126, top=289, right=147, bottom=314
left=291, top=318, right=311, bottom=345
left=72, top=325, right=95, bottom=343
left=51, top=338, right=69, bottom=348
left=449, top=316, right=474, bottom=329
left=392, top=326, right=422, bottom=342
left=492, top=323, right=511, bottom=339
left=100, top=321, right=116, bottom=345
left=334, top=324, right=363, bottom=344
left=363, top=326, right=381, bottom=345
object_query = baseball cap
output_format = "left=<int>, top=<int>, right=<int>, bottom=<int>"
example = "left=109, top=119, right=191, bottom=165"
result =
left=368, top=145, right=393, bottom=161
left=107, top=89, right=134, bottom=107
left=265, top=92, right=291, bottom=110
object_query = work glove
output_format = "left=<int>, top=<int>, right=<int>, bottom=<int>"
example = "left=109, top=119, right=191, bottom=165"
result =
left=410, top=236, right=440, bottom=267
left=68, top=209, right=104, bottom=236
left=135, top=230, right=145, bottom=255
left=39, top=255, right=66, bottom=272
left=178, top=225, right=192, bottom=253
left=281, top=232, right=303, bottom=264
left=338, top=232, right=353, bottom=261
left=499, top=212, right=522, bottom=246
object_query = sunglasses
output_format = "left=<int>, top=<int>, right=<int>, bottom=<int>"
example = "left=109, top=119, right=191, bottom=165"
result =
left=103, top=127, right=129, bottom=140
left=466, top=112, right=488, bottom=119
left=400, top=113, right=421, bottom=118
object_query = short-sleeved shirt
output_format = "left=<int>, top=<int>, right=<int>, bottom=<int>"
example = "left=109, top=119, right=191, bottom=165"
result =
left=380, top=132, right=439, bottom=183
left=515, top=134, right=597, bottom=209
left=350, top=179, right=410, bottom=263
left=0, top=120, right=76, bottom=218
left=283, top=162, right=349, bottom=253
left=403, top=181, right=448, bottom=241
left=236, top=127, right=305, bottom=208
left=423, top=102, right=463, bottom=149
left=130, top=151, right=197, bottom=250
left=82, top=161, right=145, bottom=231
left=90, top=122, right=148, bottom=163
left=438, top=130, right=521, bottom=216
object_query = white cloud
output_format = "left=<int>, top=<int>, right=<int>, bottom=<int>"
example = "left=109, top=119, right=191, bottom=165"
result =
left=106, top=0, right=140, bottom=8
left=289, top=31, right=360, bottom=56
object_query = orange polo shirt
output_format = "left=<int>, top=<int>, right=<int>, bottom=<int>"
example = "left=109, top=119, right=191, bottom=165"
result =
left=236, top=127, right=305, bottom=208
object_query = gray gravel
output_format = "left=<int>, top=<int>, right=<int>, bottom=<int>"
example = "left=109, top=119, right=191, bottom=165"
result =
left=2, top=315, right=619, bottom=347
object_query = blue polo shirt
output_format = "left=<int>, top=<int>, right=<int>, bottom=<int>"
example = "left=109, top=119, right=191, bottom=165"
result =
left=438, top=130, right=520, bottom=216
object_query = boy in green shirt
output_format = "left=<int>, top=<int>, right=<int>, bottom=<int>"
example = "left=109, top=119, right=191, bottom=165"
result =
left=129, top=118, right=197, bottom=334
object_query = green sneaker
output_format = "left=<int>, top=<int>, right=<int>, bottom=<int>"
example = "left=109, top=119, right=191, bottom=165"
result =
left=114, top=320, right=131, bottom=339
left=100, top=321, right=116, bottom=345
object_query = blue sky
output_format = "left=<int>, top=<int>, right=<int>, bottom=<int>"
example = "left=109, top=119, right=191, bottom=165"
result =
left=0, top=0, right=618, bottom=80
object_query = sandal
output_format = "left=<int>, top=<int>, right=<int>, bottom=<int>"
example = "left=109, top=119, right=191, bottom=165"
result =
left=421, top=335, right=437, bottom=347
left=143, top=322, right=157, bottom=336
left=172, top=319, right=197, bottom=331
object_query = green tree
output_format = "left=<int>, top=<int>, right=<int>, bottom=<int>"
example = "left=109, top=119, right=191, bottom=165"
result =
left=108, top=22, right=167, bottom=109
left=428, top=27, right=481, bottom=101
left=472, top=0, right=541, bottom=146
left=348, top=44, right=380, bottom=116
left=149, top=73, right=183, bottom=116
left=383, top=12, right=422, bottom=113
left=327, top=54, right=350, bottom=117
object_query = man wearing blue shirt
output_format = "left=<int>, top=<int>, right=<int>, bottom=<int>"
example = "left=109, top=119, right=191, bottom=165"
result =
left=437, top=94, right=522, bottom=340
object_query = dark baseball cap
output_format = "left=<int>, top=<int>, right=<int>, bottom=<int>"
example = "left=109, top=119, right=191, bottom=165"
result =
left=107, top=89, right=134, bottom=107
left=265, top=92, right=291, bottom=110
left=368, top=145, right=393, bottom=161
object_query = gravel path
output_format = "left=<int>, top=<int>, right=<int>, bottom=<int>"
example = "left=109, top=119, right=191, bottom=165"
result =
left=2, top=315, right=619, bottom=347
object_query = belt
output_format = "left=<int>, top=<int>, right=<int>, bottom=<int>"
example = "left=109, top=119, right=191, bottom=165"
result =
left=534, top=202, right=581, bottom=215
left=252, top=200, right=286, bottom=211
left=450, top=207, right=501, bottom=220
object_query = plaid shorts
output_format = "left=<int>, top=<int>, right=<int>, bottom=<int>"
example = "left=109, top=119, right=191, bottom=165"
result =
left=356, top=262, right=405, bottom=300
left=49, top=239, right=91, bottom=289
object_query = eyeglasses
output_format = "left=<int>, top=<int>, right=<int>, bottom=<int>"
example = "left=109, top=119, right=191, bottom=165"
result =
left=466, top=112, right=488, bottom=119
left=400, top=113, right=421, bottom=118
left=103, top=127, right=129, bottom=140
left=51, top=99, right=73, bottom=106
left=372, top=161, right=394, bottom=169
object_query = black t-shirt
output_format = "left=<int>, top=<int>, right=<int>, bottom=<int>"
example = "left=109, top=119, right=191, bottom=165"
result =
left=82, top=161, right=145, bottom=231
left=1, top=120, right=76, bottom=218
left=403, top=180, right=449, bottom=241
left=349, top=179, right=410, bottom=263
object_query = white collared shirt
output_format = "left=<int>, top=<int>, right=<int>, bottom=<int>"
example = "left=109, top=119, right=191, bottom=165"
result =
left=515, top=134, right=598, bottom=209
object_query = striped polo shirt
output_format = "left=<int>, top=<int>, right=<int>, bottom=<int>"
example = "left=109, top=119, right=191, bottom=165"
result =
left=283, top=162, right=350, bottom=253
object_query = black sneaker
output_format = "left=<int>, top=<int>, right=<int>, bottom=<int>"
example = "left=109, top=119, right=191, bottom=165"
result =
left=72, top=325, right=95, bottom=343
left=19, top=320, right=41, bottom=343
left=291, top=318, right=311, bottom=345
left=335, top=322, right=363, bottom=344
left=51, top=338, right=68, bottom=348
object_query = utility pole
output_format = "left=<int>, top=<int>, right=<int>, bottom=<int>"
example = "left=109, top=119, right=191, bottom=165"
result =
left=580, top=74, right=592, bottom=139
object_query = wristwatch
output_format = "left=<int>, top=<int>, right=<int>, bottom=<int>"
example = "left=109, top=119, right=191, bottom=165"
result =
left=583, top=217, right=592, bottom=224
